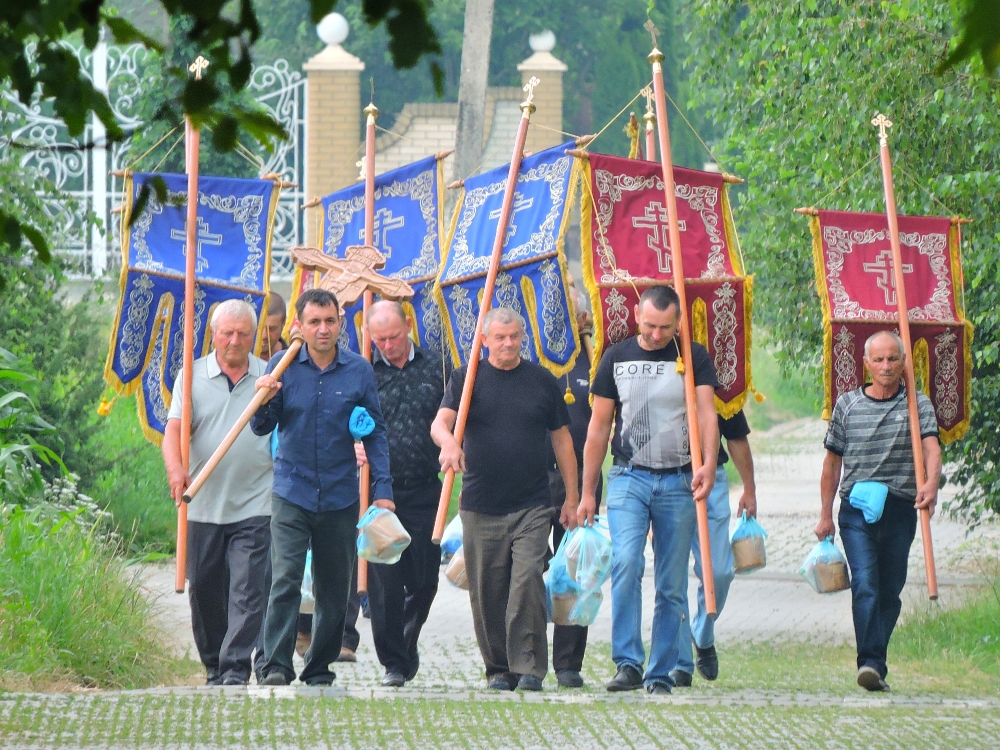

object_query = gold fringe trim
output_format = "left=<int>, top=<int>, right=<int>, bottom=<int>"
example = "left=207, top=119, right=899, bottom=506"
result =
left=435, top=186, right=466, bottom=369
left=913, top=337, right=930, bottom=396
left=721, top=185, right=745, bottom=276
left=949, top=223, right=966, bottom=320
left=625, top=118, right=640, bottom=160
left=692, top=297, right=708, bottom=348
left=579, top=159, right=606, bottom=401
left=939, top=319, right=975, bottom=444
left=808, top=215, right=835, bottom=421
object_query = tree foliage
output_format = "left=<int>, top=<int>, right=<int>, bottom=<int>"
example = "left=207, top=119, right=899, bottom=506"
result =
left=686, top=0, right=1000, bottom=521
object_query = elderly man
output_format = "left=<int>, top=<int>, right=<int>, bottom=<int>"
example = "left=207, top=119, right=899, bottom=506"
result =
left=670, top=409, right=757, bottom=687
left=816, top=330, right=940, bottom=692
left=432, top=307, right=579, bottom=692
left=579, top=285, right=720, bottom=695
left=251, top=288, right=393, bottom=687
left=356, top=300, right=449, bottom=687
left=162, top=299, right=273, bottom=686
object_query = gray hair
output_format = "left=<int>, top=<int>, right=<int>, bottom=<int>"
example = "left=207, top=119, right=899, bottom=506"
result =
left=211, top=299, right=257, bottom=331
left=864, top=330, right=905, bottom=359
left=482, top=306, right=525, bottom=336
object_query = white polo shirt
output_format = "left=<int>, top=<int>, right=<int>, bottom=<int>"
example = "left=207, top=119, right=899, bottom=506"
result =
left=168, top=352, right=273, bottom=524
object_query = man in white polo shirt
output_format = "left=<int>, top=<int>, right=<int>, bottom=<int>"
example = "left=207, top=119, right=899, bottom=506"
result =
left=162, top=299, right=274, bottom=686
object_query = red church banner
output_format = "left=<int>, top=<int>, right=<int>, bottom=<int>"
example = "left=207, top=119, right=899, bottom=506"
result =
left=810, top=211, right=972, bottom=443
left=581, top=152, right=756, bottom=417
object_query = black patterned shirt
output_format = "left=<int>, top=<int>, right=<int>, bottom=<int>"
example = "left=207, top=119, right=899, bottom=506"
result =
left=373, top=344, right=451, bottom=484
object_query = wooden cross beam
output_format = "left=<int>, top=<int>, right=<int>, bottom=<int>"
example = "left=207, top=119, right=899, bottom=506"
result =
left=289, top=244, right=414, bottom=308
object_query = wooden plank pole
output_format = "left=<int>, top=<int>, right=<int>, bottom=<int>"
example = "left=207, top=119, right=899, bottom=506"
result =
left=872, top=113, right=938, bottom=600
left=431, top=77, right=542, bottom=544
left=357, top=102, right=379, bottom=595
left=182, top=337, right=304, bottom=504
left=647, top=28, right=717, bottom=616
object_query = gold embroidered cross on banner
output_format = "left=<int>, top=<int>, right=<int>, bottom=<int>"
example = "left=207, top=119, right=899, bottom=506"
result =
left=644, top=19, right=660, bottom=49
left=871, top=113, right=893, bottom=144
left=188, top=56, right=210, bottom=80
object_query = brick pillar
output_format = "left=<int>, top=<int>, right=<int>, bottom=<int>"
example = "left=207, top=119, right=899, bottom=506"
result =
left=303, top=14, right=364, bottom=247
left=517, top=31, right=568, bottom=155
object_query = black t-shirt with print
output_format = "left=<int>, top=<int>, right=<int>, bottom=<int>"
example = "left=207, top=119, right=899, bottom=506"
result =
left=441, top=359, right=570, bottom=515
left=591, top=337, right=718, bottom=470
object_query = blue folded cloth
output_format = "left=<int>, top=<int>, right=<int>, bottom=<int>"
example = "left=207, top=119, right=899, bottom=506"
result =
left=349, top=406, right=375, bottom=440
left=849, top=481, right=889, bottom=524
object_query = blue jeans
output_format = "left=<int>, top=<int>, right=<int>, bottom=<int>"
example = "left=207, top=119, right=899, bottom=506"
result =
left=606, top=464, right=697, bottom=687
left=839, top=495, right=917, bottom=680
left=674, top=466, right=735, bottom=674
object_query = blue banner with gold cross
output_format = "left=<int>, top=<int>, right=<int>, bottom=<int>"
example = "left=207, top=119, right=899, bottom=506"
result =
left=103, top=172, right=279, bottom=443
left=288, top=155, right=447, bottom=356
left=437, top=141, right=582, bottom=376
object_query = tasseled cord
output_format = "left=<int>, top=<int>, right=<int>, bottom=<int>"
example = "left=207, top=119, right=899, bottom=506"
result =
left=97, top=394, right=117, bottom=416
left=564, top=375, right=576, bottom=405
left=673, top=335, right=684, bottom=374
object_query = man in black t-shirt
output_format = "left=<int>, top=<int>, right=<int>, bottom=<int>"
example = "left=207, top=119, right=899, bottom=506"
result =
left=578, top=285, right=720, bottom=695
left=432, top=307, right=579, bottom=692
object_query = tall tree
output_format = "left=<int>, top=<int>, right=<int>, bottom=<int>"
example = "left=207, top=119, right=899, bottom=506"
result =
left=452, top=0, right=495, bottom=181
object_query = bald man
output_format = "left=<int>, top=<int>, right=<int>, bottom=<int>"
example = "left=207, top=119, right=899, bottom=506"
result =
left=357, top=300, right=450, bottom=687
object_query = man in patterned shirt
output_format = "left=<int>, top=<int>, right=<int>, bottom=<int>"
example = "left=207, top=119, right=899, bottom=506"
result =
left=356, top=300, right=450, bottom=687
left=816, top=330, right=941, bottom=693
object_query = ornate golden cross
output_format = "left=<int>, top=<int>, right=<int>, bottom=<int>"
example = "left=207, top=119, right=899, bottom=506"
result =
left=356, top=156, right=366, bottom=183
left=642, top=85, right=654, bottom=115
left=644, top=19, right=660, bottom=49
left=872, top=113, right=893, bottom=144
left=522, top=76, right=540, bottom=105
left=188, top=56, right=210, bottom=80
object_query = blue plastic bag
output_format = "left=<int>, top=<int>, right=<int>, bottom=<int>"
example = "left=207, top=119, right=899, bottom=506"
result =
left=564, top=518, right=613, bottom=591
left=849, top=481, right=889, bottom=524
left=569, top=589, right=604, bottom=627
left=440, top=514, right=463, bottom=557
left=730, top=510, right=768, bottom=574
left=349, top=406, right=375, bottom=441
left=357, top=506, right=411, bottom=564
left=799, top=536, right=851, bottom=593
left=300, top=549, right=315, bottom=614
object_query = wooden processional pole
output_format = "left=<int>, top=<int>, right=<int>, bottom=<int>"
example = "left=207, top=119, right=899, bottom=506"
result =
left=431, top=77, right=541, bottom=544
left=357, top=101, right=378, bottom=595
left=872, top=113, right=938, bottom=600
left=175, top=55, right=210, bottom=593
left=646, top=22, right=716, bottom=616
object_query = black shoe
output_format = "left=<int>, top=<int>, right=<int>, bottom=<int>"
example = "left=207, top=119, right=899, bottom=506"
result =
left=381, top=671, right=405, bottom=688
left=487, top=674, right=515, bottom=691
left=669, top=669, right=692, bottom=687
left=606, top=664, right=644, bottom=692
left=516, top=674, right=543, bottom=692
left=405, top=654, right=420, bottom=682
left=857, top=666, right=890, bottom=692
left=260, top=671, right=289, bottom=686
left=646, top=681, right=671, bottom=695
left=304, top=676, right=335, bottom=687
left=695, top=645, right=719, bottom=681
left=222, top=675, right=248, bottom=686
left=556, top=670, right=584, bottom=688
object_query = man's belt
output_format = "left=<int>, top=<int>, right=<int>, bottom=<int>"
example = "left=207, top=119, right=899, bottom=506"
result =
left=613, top=458, right=692, bottom=476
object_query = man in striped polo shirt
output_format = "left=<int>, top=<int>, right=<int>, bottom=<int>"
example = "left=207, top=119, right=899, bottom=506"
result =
left=815, top=330, right=941, bottom=693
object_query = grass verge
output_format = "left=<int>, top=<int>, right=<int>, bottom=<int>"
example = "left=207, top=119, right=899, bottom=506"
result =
left=0, top=505, right=192, bottom=691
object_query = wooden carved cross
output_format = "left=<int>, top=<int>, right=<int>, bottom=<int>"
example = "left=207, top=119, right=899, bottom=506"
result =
left=872, top=113, right=893, bottom=144
left=644, top=19, right=660, bottom=49
left=188, top=56, right=210, bottom=80
left=289, top=245, right=414, bottom=308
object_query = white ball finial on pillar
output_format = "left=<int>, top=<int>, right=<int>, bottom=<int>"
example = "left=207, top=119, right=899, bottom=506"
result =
left=317, top=13, right=349, bottom=47
left=528, top=30, right=556, bottom=53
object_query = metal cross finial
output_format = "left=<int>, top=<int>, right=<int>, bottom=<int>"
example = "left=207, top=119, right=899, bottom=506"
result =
left=523, top=76, right=540, bottom=103
left=872, top=113, right=893, bottom=144
left=644, top=19, right=660, bottom=49
left=188, top=56, right=210, bottom=81
left=641, top=85, right=654, bottom=114
left=356, top=156, right=366, bottom=182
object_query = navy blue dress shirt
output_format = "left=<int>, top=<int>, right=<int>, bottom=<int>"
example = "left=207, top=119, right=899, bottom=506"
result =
left=251, top=344, right=393, bottom=512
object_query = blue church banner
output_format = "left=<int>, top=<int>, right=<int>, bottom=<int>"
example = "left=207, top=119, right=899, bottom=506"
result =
left=104, top=172, right=279, bottom=442
left=437, top=141, right=581, bottom=376
left=290, top=155, right=446, bottom=355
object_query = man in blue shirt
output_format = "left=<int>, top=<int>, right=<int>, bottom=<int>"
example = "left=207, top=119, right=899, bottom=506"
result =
left=251, top=288, right=393, bottom=686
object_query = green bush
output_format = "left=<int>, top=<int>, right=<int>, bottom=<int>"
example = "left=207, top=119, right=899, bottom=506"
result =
left=0, top=505, right=176, bottom=690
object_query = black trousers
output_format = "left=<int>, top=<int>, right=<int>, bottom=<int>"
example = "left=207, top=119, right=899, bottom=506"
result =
left=368, top=480, right=441, bottom=677
left=187, top=515, right=271, bottom=681
left=548, top=464, right=602, bottom=674
left=262, top=494, right=358, bottom=684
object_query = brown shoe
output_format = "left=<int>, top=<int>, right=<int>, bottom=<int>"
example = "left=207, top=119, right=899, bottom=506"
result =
left=336, top=647, right=357, bottom=663
left=295, top=632, right=311, bottom=658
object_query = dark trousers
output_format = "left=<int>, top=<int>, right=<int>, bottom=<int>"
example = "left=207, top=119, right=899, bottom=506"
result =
left=463, top=503, right=551, bottom=680
left=299, top=565, right=360, bottom=651
left=262, top=494, right=358, bottom=684
left=186, top=515, right=271, bottom=681
left=839, top=495, right=918, bottom=680
left=368, top=481, right=441, bottom=677
left=548, top=465, right=602, bottom=673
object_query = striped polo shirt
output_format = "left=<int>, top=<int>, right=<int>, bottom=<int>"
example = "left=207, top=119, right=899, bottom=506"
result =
left=824, top=385, right=939, bottom=502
